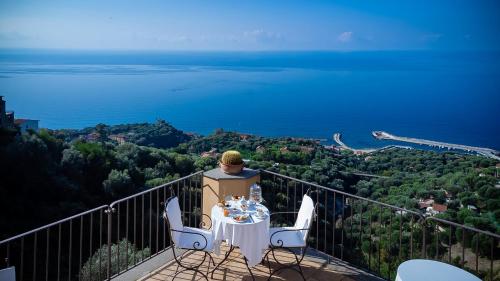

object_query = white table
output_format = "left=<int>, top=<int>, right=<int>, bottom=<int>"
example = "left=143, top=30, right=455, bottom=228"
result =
left=396, top=259, right=481, bottom=281
left=211, top=201, right=270, bottom=267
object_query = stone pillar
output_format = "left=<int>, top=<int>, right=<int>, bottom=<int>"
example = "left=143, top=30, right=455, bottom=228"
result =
left=202, top=168, right=260, bottom=223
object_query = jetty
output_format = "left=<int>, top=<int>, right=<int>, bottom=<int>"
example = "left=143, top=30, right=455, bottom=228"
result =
left=333, top=133, right=376, bottom=154
left=372, top=131, right=500, bottom=160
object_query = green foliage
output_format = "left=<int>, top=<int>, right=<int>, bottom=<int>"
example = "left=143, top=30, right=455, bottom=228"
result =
left=1, top=121, right=498, bottom=281
left=79, top=239, right=150, bottom=281
left=103, top=169, right=134, bottom=197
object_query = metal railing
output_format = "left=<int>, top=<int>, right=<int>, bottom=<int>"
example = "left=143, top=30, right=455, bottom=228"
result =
left=1, top=169, right=498, bottom=280
left=0, top=171, right=203, bottom=281
left=260, top=170, right=500, bottom=280
left=0, top=205, right=109, bottom=281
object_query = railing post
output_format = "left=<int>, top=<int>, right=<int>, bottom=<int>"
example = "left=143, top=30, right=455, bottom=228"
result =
left=105, top=206, right=114, bottom=280
left=421, top=216, right=427, bottom=259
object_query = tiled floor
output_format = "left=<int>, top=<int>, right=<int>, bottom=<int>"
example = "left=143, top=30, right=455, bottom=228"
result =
left=140, top=244, right=381, bottom=281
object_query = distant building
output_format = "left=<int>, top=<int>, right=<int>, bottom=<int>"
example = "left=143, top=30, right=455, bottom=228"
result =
left=1, top=97, right=39, bottom=133
left=85, top=132, right=100, bottom=142
left=109, top=134, right=126, bottom=144
left=0, top=96, right=15, bottom=129
left=280, top=146, right=289, bottom=153
left=299, top=146, right=315, bottom=153
left=255, top=145, right=266, bottom=153
left=418, top=198, right=434, bottom=210
left=239, top=134, right=251, bottom=141
left=467, top=205, right=478, bottom=212
left=425, top=203, right=448, bottom=215
left=201, top=148, right=218, bottom=158
left=14, top=119, right=39, bottom=133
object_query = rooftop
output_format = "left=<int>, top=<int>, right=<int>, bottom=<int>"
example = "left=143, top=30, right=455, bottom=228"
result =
left=137, top=245, right=382, bottom=281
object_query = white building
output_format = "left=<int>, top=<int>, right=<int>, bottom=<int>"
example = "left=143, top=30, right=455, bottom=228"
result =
left=14, top=119, right=39, bottom=133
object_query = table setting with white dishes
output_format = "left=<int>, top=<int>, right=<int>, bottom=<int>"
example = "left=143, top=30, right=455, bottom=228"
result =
left=210, top=183, right=271, bottom=278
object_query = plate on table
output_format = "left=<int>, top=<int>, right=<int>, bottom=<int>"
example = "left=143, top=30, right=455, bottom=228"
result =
left=232, top=214, right=249, bottom=223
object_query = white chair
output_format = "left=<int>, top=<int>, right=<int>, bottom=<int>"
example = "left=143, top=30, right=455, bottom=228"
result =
left=264, top=194, right=317, bottom=281
left=163, top=196, right=215, bottom=280
left=0, top=267, right=16, bottom=281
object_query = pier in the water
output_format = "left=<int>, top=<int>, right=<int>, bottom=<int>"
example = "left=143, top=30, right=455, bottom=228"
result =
left=372, top=131, right=500, bottom=160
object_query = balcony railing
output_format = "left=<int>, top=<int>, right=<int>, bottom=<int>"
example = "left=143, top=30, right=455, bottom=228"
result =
left=0, top=170, right=498, bottom=280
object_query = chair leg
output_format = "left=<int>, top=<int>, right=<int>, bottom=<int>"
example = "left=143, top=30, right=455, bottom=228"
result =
left=171, top=247, right=211, bottom=281
left=211, top=245, right=235, bottom=279
left=266, top=247, right=306, bottom=281
left=262, top=249, right=272, bottom=274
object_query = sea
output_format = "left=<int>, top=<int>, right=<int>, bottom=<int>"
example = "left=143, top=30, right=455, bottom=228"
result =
left=1, top=49, right=499, bottom=150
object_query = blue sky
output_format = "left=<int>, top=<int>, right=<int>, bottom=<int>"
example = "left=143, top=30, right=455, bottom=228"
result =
left=1, top=0, right=499, bottom=51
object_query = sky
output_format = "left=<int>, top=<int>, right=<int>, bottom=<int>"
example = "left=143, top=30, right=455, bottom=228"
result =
left=1, top=0, right=500, bottom=51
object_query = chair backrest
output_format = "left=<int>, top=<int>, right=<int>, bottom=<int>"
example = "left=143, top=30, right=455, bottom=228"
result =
left=294, top=194, right=315, bottom=242
left=165, top=197, right=184, bottom=245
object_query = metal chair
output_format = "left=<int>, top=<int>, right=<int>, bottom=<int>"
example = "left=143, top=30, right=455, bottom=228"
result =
left=263, top=194, right=317, bottom=281
left=163, top=196, right=216, bottom=280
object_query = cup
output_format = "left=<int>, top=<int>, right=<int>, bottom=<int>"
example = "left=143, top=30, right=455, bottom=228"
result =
left=223, top=208, right=230, bottom=217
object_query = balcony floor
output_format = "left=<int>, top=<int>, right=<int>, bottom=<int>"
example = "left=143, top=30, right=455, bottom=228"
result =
left=139, top=244, right=382, bottom=281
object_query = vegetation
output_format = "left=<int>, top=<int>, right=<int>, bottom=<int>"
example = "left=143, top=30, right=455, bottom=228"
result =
left=0, top=121, right=498, bottom=279
left=79, top=239, right=150, bottom=281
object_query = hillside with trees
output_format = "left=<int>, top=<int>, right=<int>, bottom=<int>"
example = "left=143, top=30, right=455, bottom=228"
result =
left=1, top=122, right=498, bottom=241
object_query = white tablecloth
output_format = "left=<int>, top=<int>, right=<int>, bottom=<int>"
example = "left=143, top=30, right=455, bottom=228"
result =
left=211, top=202, right=270, bottom=267
left=396, top=259, right=481, bottom=281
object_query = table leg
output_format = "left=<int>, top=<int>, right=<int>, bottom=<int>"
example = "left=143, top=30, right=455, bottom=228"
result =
left=243, top=256, right=256, bottom=281
left=210, top=245, right=235, bottom=278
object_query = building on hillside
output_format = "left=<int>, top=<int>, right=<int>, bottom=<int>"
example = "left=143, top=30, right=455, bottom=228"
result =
left=201, top=148, right=218, bottom=158
left=14, top=119, right=39, bottom=133
left=109, top=134, right=126, bottom=144
left=418, top=198, right=434, bottom=210
left=0, top=96, right=15, bottom=129
left=85, top=132, right=100, bottom=142
left=425, top=203, right=448, bottom=215
left=299, top=146, right=315, bottom=153
left=255, top=145, right=266, bottom=153
left=239, top=134, right=251, bottom=141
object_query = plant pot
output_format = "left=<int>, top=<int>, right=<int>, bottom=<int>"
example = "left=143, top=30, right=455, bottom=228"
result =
left=219, top=162, right=244, bottom=174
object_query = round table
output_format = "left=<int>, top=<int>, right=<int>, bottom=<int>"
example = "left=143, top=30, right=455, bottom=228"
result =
left=211, top=201, right=270, bottom=267
left=396, top=259, right=481, bottom=281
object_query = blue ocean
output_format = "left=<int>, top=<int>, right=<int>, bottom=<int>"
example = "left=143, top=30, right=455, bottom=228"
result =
left=1, top=49, right=499, bottom=149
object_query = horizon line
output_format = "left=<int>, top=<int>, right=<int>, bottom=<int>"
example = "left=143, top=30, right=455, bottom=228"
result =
left=2, top=47, right=500, bottom=53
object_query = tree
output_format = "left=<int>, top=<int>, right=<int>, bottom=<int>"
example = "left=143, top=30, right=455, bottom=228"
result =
left=103, top=169, right=134, bottom=197
left=79, top=239, right=149, bottom=281
left=95, top=123, right=108, bottom=143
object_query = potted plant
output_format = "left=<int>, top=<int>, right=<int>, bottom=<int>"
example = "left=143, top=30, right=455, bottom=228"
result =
left=219, top=150, right=244, bottom=174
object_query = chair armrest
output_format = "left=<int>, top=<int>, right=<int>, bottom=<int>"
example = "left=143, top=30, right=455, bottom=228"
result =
left=169, top=228, right=209, bottom=250
left=270, top=228, right=310, bottom=247
left=200, top=214, right=212, bottom=229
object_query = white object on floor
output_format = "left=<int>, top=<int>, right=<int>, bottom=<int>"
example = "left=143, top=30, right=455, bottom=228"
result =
left=396, top=259, right=481, bottom=281
left=0, top=267, right=15, bottom=281
left=211, top=203, right=270, bottom=267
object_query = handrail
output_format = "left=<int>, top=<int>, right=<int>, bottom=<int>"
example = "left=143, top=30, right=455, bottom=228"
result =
left=425, top=216, right=500, bottom=238
left=262, top=169, right=500, bottom=238
left=0, top=205, right=109, bottom=245
left=261, top=169, right=423, bottom=217
left=109, top=171, right=203, bottom=208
